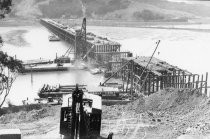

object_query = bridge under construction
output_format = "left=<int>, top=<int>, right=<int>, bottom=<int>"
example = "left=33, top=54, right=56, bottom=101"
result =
left=40, top=18, right=132, bottom=66
left=40, top=18, right=209, bottom=98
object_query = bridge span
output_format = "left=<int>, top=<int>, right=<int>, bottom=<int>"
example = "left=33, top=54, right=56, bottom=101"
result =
left=40, top=18, right=131, bottom=65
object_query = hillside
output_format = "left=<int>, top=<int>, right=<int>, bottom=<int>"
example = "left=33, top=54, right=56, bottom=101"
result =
left=103, top=88, right=210, bottom=138
left=8, top=0, right=210, bottom=22
left=1, top=89, right=210, bottom=138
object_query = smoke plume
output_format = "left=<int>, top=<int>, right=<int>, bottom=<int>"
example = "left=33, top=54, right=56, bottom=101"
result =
left=79, top=0, right=86, bottom=17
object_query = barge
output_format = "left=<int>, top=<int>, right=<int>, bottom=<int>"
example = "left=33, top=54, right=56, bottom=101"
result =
left=21, top=56, right=73, bottom=73
left=38, top=84, right=87, bottom=98
left=38, top=84, right=133, bottom=105
left=22, top=58, right=52, bottom=65
left=22, top=63, right=71, bottom=73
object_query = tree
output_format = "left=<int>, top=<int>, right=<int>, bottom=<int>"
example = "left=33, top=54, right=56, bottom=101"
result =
left=0, top=51, right=23, bottom=108
left=133, top=9, right=164, bottom=21
left=0, top=35, right=3, bottom=45
left=0, top=0, right=12, bottom=19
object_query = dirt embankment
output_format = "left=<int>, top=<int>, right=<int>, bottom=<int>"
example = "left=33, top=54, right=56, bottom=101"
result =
left=0, top=104, right=60, bottom=137
left=103, top=88, right=210, bottom=139
left=0, top=88, right=210, bottom=139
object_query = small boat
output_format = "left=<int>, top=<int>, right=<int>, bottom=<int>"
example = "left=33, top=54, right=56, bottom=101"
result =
left=48, top=34, right=60, bottom=41
left=90, top=68, right=102, bottom=74
left=22, top=63, right=71, bottom=73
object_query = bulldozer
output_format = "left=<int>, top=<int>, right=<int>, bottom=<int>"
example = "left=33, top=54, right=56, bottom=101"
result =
left=60, top=84, right=113, bottom=139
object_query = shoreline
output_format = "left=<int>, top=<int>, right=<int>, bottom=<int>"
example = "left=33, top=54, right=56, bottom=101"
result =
left=0, top=18, right=41, bottom=27
left=0, top=18, right=206, bottom=28
left=1, top=18, right=210, bottom=34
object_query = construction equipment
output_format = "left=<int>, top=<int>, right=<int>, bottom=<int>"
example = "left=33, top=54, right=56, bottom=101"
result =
left=75, top=18, right=87, bottom=60
left=60, top=84, right=112, bottom=139
left=54, top=53, right=71, bottom=64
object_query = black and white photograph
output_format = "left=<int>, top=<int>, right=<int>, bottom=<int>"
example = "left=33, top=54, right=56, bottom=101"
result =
left=0, top=0, right=210, bottom=138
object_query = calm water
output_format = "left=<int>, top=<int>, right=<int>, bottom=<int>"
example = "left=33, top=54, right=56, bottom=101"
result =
left=88, top=25, right=210, bottom=74
left=1, top=24, right=210, bottom=106
left=0, top=26, right=109, bottom=106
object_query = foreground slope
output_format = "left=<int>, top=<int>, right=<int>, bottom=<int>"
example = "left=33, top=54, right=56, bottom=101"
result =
left=103, top=88, right=210, bottom=138
left=0, top=88, right=210, bottom=138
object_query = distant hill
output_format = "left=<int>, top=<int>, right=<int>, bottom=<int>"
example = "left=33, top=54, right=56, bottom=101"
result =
left=8, top=0, right=210, bottom=22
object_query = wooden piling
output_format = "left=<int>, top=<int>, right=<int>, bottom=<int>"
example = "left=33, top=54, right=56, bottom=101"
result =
left=130, top=60, right=134, bottom=95
left=148, top=74, right=151, bottom=95
left=178, top=70, right=180, bottom=88
left=205, top=72, right=208, bottom=96
left=152, top=75, right=155, bottom=94
left=200, top=74, right=203, bottom=94
left=192, top=75, right=195, bottom=88
left=196, top=75, right=199, bottom=89
left=182, top=72, right=185, bottom=88
left=188, top=75, right=191, bottom=88
left=160, top=76, right=163, bottom=89
left=156, top=76, right=159, bottom=92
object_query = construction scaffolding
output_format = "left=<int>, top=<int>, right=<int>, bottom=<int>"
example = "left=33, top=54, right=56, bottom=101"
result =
left=101, top=56, right=208, bottom=96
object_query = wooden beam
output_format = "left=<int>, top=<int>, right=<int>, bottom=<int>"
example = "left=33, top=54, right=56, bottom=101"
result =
left=196, top=75, right=200, bottom=89
left=178, top=70, right=180, bottom=88
left=157, top=76, right=160, bottom=91
left=192, top=75, right=195, bottom=88
left=101, top=60, right=131, bottom=86
left=130, top=60, right=134, bottom=95
left=200, top=74, right=203, bottom=94
left=205, top=72, right=208, bottom=96
left=94, top=51, right=131, bottom=54
left=152, top=75, right=155, bottom=93
left=188, top=75, right=191, bottom=88
left=148, top=74, right=151, bottom=95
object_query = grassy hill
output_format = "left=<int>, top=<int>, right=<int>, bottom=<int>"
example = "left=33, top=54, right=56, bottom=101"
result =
left=8, top=0, right=210, bottom=21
